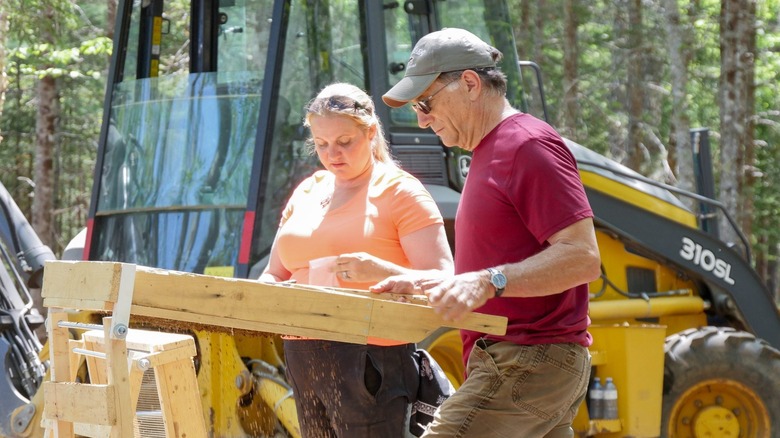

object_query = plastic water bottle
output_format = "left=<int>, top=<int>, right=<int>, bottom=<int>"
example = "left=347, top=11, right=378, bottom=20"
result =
left=603, top=377, right=619, bottom=420
left=588, top=377, right=604, bottom=419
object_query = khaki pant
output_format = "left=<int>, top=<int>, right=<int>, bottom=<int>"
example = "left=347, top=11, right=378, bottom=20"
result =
left=422, top=339, right=590, bottom=438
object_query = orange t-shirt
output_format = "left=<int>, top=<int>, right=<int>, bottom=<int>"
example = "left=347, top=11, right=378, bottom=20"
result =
left=275, top=163, right=443, bottom=344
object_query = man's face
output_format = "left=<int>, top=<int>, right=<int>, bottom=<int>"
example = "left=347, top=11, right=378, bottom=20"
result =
left=412, top=75, right=471, bottom=149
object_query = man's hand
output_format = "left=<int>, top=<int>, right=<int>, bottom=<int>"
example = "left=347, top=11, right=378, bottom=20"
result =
left=422, top=271, right=492, bottom=321
left=372, top=271, right=492, bottom=321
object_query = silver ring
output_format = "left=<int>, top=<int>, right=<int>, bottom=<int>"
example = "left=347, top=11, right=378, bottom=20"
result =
left=341, top=271, right=349, bottom=280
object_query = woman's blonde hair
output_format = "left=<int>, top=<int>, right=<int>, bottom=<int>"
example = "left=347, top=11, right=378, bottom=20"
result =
left=304, top=83, right=396, bottom=166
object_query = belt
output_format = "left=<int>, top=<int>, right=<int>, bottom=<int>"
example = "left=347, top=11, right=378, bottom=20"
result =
left=477, top=338, right=500, bottom=349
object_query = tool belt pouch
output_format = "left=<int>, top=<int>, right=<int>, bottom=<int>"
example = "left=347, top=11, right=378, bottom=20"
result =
left=409, top=348, right=456, bottom=437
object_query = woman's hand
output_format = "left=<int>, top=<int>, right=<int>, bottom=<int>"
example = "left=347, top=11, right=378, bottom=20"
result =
left=370, top=274, right=429, bottom=295
left=332, top=252, right=398, bottom=283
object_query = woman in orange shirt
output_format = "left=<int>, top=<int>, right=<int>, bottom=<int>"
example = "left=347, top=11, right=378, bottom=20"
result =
left=259, top=83, right=453, bottom=437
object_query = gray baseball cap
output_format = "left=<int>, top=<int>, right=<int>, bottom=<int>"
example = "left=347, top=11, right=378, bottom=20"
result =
left=383, top=28, right=499, bottom=108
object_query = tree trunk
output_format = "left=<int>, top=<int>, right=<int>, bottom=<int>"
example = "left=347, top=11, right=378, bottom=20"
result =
left=0, top=4, right=8, bottom=145
left=770, top=243, right=779, bottom=303
left=609, top=0, right=628, bottom=161
left=33, top=75, right=58, bottom=250
left=484, top=2, right=522, bottom=106
left=718, top=0, right=755, bottom=248
left=626, top=0, right=645, bottom=172
left=560, top=0, right=580, bottom=141
left=32, top=1, right=58, bottom=250
left=662, top=0, right=694, bottom=202
left=741, top=1, right=756, bottom=242
left=533, top=1, right=545, bottom=66
left=514, top=0, right=532, bottom=61
left=107, top=0, right=118, bottom=40
left=304, top=0, right=333, bottom=90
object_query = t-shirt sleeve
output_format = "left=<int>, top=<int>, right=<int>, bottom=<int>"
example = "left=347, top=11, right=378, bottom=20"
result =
left=279, top=196, right=295, bottom=228
left=279, top=174, right=318, bottom=228
left=507, top=136, right=593, bottom=243
left=389, top=173, right=444, bottom=237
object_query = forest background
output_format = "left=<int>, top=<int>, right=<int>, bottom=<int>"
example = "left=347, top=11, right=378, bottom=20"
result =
left=0, top=0, right=779, bottom=299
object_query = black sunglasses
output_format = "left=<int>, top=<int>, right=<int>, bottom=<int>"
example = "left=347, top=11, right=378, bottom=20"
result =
left=412, top=78, right=459, bottom=115
left=411, top=68, right=494, bottom=115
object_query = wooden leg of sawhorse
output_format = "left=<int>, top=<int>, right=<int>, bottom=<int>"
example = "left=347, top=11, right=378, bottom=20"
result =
left=45, top=310, right=74, bottom=438
left=43, top=316, right=134, bottom=438
left=81, top=327, right=206, bottom=438
left=154, top=357, right=207, bottom=437
left=103, top=317, right=135, bottom=438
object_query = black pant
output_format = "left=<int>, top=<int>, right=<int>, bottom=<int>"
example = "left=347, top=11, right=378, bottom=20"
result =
left=284, top=339, right=418, bottom=438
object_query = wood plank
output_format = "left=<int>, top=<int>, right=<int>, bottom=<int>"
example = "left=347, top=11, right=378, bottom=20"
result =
left=132, top=305, right=369, bottom=344
left=133, top=267, right=374, bottom=335
left=83, top=329, right=196, bottom=354
left=45, top=310, right=76, bottom=438
left=104, top=317, right=134, bottom=438
left=132, top=265, right=506, bottom=342
left=67, top=340, right=83, bottom=382
left=43, top=297, right=114, bottom=312
left=292, top=283, right=430, bottom=305
left=129, top=348, right=196, bottom=370
left=42, top=261, right=124, bottom=306
left=73, top=422, right=112, bottom=438
left=128, top=366, right=145, bottom=415
left=155, top=359, right=207, bottom=437
left=47, top=311, right=72, bottom=383
left=82, top=338, right=108, bottom=385
left=42, top=382, right=116, bottom=426
left=367, top=300, right=507, bottom=343
left=43, top=261, right=508, bottom=344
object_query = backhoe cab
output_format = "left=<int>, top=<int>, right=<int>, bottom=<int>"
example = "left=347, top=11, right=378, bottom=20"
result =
left=2, top=0, right=779, bottom=437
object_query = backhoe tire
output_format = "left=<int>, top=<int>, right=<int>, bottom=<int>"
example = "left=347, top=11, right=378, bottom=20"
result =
left=661, top=326, right=780, bottom=438
left=418, top=327, right=465, bottom=388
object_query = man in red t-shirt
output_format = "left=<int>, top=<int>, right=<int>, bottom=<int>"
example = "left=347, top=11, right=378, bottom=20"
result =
left=372, top=28, right=602, bottom=437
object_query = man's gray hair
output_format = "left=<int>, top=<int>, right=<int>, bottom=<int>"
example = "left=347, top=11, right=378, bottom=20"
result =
left=438, top=68, right=508, bottom=97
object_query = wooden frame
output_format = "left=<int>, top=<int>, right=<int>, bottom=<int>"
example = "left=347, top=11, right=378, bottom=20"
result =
left=40, top=261, right=507, bottom=437
left=41, top=261, right=507, bottom=344
left=41, top=263, right=207, bottom=438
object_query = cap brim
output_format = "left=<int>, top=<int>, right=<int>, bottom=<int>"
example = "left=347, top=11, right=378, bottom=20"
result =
left=382, top=73, right=439, bottom=107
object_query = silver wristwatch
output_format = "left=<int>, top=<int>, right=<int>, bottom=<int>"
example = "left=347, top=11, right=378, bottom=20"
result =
left=486, top=268, right=507, bottom=298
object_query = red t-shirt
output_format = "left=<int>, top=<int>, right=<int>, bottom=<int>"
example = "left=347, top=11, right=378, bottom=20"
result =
left=457, top=113, right=593, bottom=363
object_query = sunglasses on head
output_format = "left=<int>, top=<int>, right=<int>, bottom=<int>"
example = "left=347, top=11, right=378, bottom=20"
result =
left=307, top=95, right=372, bottom=115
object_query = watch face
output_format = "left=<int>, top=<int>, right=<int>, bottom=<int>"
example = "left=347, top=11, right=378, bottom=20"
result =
left=491, top=270, right=507, bottom=289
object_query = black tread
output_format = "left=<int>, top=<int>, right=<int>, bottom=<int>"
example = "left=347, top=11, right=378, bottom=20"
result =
left=662, top=326, right=780, bottom=437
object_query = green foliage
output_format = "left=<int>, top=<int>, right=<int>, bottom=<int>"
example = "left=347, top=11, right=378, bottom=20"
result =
left=11, top=37, right=111, bottom=79
left=505, top=0, right=779, bottom=279
left=4, top=0, right=80, bottom=44
left=752, top=0, right=780, bottom=264
left=0, top=0, right=110, bottom=254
